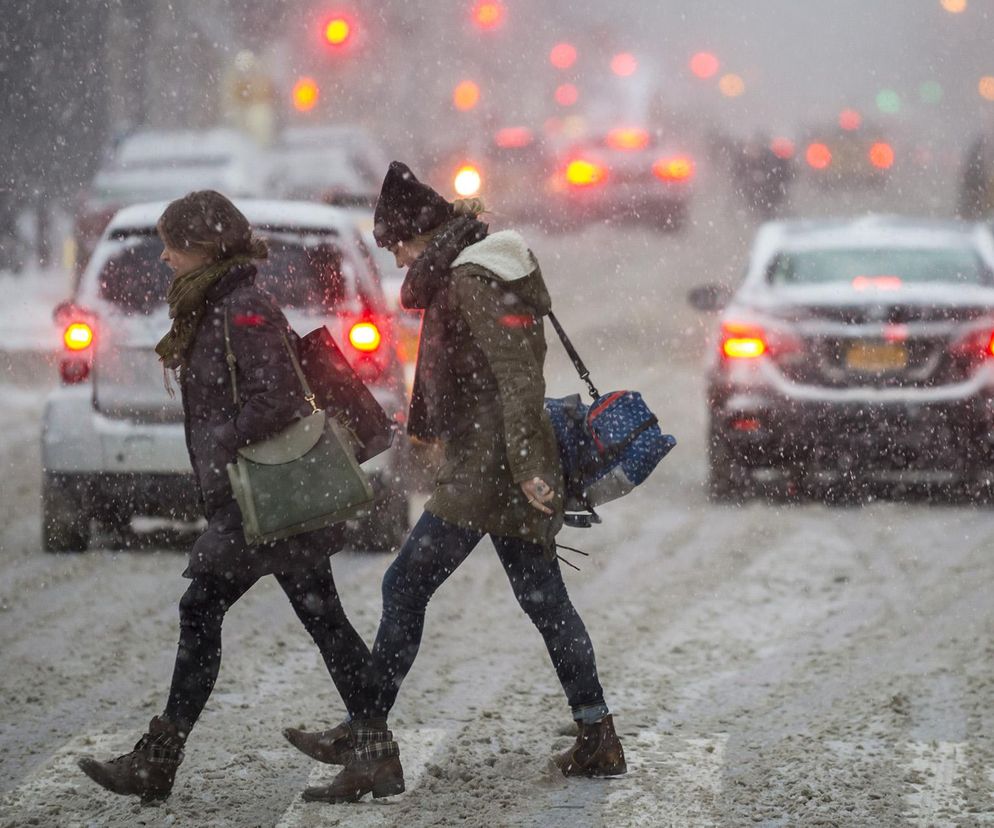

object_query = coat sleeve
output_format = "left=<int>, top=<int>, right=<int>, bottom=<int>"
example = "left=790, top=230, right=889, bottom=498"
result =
left=213, top=292, right=303, bottom=452
left=451, top=273, right=556, bottom=484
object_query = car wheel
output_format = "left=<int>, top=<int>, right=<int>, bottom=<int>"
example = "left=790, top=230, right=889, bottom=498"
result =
left=707, top=427, right=748, bottom=502
left=42, top=473, right=91, bottom=552
left=354, top=489, right=411, bottom=552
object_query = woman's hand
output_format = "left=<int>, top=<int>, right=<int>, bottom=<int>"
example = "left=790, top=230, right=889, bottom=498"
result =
left=520, top=476, right=555, bottom=515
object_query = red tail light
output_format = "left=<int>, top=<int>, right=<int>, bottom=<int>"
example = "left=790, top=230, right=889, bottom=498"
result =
left=340, top=313, right=392, bottom=382
left=565, top=159, right=607, bottom=187
left=64, top=322, right=94, bottom=351
left=722, top=322, right=767, bottom=359
left=653, top=156, right=694, bottom=181
left=868, top=142, right=894, bottom=170
left=950, top=328, right=994, bottom=360
left=606, top=127, right=649, bottom=151
left=720, top=321, right=802, bottom=360
left=806, top=142, right=832, bottom=169
left=349, top=320, right=382, bottom=352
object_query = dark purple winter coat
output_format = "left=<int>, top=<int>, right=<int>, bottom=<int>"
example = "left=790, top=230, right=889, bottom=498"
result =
left=178, top=263, right=343, bottom=578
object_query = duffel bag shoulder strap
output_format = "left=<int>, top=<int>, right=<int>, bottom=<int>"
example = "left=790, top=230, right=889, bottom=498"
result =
left=547, top=310, right=599, bottom=400
left=223, top=309, right=319, bottom=415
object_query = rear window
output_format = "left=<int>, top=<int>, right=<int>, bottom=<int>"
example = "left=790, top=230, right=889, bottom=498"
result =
left=767, top=247, right=991, bottom=287
left=95, top=229, right=356, bottom=313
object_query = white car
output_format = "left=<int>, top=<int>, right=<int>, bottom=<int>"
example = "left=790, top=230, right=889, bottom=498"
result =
left=75, top=128, right=271, bottom=271
left=44, top=200, right=410, bottom=552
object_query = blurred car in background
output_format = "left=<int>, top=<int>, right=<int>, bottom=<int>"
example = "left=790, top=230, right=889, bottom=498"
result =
left=45, top=200, right=410, bottom=552
left=74, top=128, right=268, bottom=273
left=800, top=118, right=896, bottom=189
left=690, top=215, right=994, bottom=500
left=547, top=126, right=695, bottom=231
left=267, top=124, right=389, bottom=209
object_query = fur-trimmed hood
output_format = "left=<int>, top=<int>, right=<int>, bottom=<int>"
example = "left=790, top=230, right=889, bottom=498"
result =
left=452, top=230, right=551, bottom=314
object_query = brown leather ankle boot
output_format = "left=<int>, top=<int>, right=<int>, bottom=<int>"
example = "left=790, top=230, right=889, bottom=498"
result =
left=301, top=724, right=405, bottom=804
left=78, top=716, right=186, bottom=803
left=283, top=719, right=354, bottom=765
left=555, top=714, right=628, bottom=777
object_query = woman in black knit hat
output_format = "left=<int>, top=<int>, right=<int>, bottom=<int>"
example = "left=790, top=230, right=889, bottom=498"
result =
left=285, top=162, right=626, bottom=804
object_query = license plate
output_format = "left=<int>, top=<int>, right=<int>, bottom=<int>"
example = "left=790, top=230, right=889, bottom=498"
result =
left=845, top=341, right=907, bottom=372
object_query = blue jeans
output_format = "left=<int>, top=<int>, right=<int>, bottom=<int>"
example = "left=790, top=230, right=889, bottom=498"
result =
left=368, top=511, right=609, bottom=723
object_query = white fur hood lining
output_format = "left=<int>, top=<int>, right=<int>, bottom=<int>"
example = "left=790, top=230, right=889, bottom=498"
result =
left=451, top=230, right=535, bottom=282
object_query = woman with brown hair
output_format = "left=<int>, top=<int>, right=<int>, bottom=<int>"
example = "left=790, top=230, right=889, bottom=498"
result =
left=285, top=163, right=626, bottom=804
left=77, top=190, right=397, bottom=803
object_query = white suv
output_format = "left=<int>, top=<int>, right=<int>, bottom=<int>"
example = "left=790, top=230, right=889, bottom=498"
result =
left=44, top=200, right=410, bottom=551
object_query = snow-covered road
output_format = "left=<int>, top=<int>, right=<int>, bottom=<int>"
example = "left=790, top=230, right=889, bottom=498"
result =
left=2, top=176, right=993, bottom=826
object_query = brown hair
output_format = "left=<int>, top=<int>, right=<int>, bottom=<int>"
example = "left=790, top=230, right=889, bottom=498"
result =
left=157, top=190, right=268, bottom=261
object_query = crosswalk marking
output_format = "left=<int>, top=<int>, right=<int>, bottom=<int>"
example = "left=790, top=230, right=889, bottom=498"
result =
left=601, top=731, right=728, bottom=828
left=903, top=741, right=968, bottom=827
left=0, top=731, right=129, bottom=824
left=274, top=727, right=447, bottom=828
left=3, top=728, right=992, bottom=826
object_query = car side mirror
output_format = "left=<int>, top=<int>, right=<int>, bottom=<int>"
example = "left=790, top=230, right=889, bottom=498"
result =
left=687, top=284, right=732, bottom=312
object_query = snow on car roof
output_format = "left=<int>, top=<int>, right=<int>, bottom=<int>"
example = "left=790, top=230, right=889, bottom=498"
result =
left=106, top=199, right=359, bottom=234
left=113, top=128, right=257, bottom=165
left=749, top=215, right=994, bottom=279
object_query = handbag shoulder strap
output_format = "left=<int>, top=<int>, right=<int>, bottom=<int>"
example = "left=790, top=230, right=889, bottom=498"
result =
left=223, top=308, right=319, bottom=414
left=547, top=310, right=599, bottom=400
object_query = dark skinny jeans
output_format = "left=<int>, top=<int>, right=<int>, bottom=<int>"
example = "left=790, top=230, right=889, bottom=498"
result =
left=164, top=557, right=373, bottom=733
left=368, top=511, right=609, bottom=723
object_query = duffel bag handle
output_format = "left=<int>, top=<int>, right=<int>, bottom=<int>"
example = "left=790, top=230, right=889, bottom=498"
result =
left=547, top=310, right=600, bottom=400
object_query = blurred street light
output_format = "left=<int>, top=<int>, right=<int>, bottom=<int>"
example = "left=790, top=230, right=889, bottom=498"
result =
left=839, top=109, right=862, bottom=131
left=919, top=80, right=944, bottom=104
left=770, top=137, right=795, bottom=159
left=323, top=14, right=354, bottom=47
left=453, top=80, right=481, bottom=111
left=453, top=164, right=482, bottom=196
left=550, top=43, right=577, bottom=70
left=292, top=76, right=320, bottom=112
left=876, top=89, right=902, bottom=114
left=610, top=53, right=638, bottom=77
left=719, top=73, right=745, bottom=97
left=555, top=83, right=579, bottom=106
left=979, top=77, right=994, bottom=101
left=690, top=52, right=720, bottom=79
left=940, top=0, right=967, bottom=12
left=471, top=1, right=505, bottom=31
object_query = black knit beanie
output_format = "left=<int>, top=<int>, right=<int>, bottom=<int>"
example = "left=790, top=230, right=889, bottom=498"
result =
left=373, top=161, right=454, bottom=249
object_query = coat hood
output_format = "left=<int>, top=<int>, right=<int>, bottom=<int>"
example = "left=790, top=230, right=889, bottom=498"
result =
left=452, top=230, right=551, bottom=314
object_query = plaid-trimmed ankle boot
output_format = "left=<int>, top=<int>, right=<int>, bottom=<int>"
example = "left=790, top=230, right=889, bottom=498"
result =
left=78, top=716, right=186, bottom=803
left=301, top=720, right=405, bottom=803
left=554, top=714, right=628, bottom=777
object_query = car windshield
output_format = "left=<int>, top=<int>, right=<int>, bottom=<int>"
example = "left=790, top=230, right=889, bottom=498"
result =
left=767, top=247, right=990, bottom=287
left=96, top=230, right=352, bottom=313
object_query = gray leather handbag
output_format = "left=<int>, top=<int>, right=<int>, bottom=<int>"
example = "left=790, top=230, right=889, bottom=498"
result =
left=222, top=311, right=374, bottom=546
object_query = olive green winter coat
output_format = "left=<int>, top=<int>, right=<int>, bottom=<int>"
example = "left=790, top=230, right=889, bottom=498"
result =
left=410, top=230, right=564, bottom=551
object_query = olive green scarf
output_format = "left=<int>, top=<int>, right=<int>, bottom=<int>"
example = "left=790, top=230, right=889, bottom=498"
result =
left=155, top=256, right=250, bottom=369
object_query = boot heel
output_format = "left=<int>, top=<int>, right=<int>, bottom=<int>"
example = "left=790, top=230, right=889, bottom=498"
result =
left=371, top=777, right=405, bottom=798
